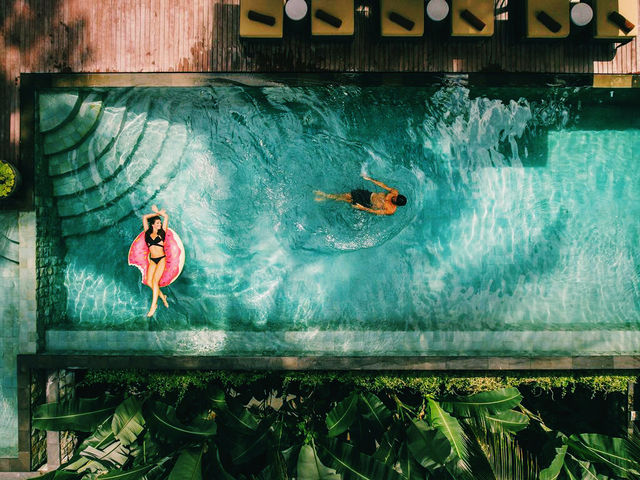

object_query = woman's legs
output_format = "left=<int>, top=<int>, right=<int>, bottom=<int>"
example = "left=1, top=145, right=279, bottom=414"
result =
left=147, top=258, right=166, bottom=317
left=314, top=191, right=352, bottom=203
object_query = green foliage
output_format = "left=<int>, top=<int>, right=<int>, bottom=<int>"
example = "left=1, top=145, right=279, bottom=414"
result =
left=81, top=370, right=635, bottom=400
left=35, top=375, right=640, bottom=480
left=167, top=447, right=204, bottom=480
left=33, top=394, right=120, bottom=432
left=0, top=161, right=17, bottom=197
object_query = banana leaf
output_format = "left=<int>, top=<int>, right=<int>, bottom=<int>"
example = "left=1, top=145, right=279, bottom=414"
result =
left=33, top=395, right=120, bottom=432
left=144, top=401, right=216, bottom=442
left=216, top=403, right=259, bottom=435
left=131, top=432, right=162, bottom=467
left=209, top=388, right=227, bottom=410
left=471, top=427, right=539, bottom=480
left=140, top=456, right=173, bottom=480
left=540, top=444, right=568, bottom=480
left=326, top=393, right=358, bottom=438
left=96, top=463, right=154, bottom=479
left=297, top=444, right=341, bottom=480
left=428, top=399, right=468, bottom=462
left=485, top=410, right=529, bottom=434
left=406, top=420, right=451, bottom=470
left=78, top=418, right=117, bottom=452
left=112, top=397, right=145, bottom=446
left=206, top=445, right=236, bottom=480
left=318, top=438, right=404, bottom=480
left=167, top=447, right=204, bottom=480
left=396, top=442, right=427, bottom=480
left=358, top=393, right=392, bottom=434
left=227, top=417, right=275, bottom=466
left=348, top=416, right=377, bottom=455
left=373, top=428, right=402, bottom=466
left=564, top=455, right=600, bottom=480
left=256, top=450, right=290, bottom=480
left=567, top=433, right=639, bottom=478
left=37, top=471, right=82, bottom=480
left=442, top=388, right=523, bottom=417
left=81, top=439, right=129, bottom=470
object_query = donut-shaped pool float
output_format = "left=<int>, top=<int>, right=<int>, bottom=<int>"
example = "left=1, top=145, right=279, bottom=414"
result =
left=128, top=228, right=185, bottom=287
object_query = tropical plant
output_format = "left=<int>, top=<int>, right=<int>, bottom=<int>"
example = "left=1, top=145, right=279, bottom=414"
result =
left=0, top=160, right=19, bottom=198
left=33, top=384, right=640, bottom=480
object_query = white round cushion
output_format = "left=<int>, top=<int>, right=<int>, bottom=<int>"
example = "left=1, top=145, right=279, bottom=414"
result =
left=427, top=0, right=450, bottom=21
left=285, top=0, right=308, bottom=21
left=571, top=2, right=593, bottom=26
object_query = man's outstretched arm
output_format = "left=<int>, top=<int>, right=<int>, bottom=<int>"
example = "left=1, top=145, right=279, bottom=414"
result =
left=352, top=204, right=389, bottom=215
left=362, top=175, right=396, bottom=193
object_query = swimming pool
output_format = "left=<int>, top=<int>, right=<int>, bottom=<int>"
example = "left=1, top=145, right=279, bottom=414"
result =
left=37, top=79, right=640, bottom=355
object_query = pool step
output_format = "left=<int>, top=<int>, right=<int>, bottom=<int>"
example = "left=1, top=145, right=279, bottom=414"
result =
left=51, top=95, right=151, bottom=198
left=48, top=90, right=134, bottom=177
left=39, top=91, right=81, bottom=133
left=60, top=106, right=189, bottom=236
left=56, top=99, right=167, bottom=217
left=42, top=93, right=104, bottom=156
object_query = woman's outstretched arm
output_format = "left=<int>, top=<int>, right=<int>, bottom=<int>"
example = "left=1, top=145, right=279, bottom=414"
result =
left=141, top=211, right=157, bottom=231
left=160, top=210, right=169, bottom=231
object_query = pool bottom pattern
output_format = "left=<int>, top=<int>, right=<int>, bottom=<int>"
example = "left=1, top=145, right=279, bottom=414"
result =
left=45, top=329, right=640, bottom=356
left=38, top=85, right=640, bottom=356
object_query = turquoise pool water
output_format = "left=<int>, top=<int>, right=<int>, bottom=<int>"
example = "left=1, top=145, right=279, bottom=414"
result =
left=38, top=83, right=640, bottom=355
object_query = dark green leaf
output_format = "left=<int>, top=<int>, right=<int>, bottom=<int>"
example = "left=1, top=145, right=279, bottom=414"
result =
left=568, top=433, right=639, bottom=478
left=207, top=445, right=235, bottom=480
left=112, top=397, right=145, bottom=446
left=428, top=399, right=468, bottom=461
left=373, top=429, right=401, bottom=466
left=297, top=444, right=341, bottom=480
left=37, top=471, right=82, bottom=480
left=442, top=388, right=523, bottom=417
left=397, top=442, right=427, bottom=480
left=167, top=447, right=204, bottom=480
left=540, top=444, right=568, bottom=480
left=318, top=438, right=404, bottom=480
left=145, top=401, right=216, bottom=442
left=217, top=403, right=259, bottom=434
left=406, top=420, right=451, bottom=469
left=359, top=393, right=392, bottom=433
left=96, top=463, right=154, bottom=479
left=564, top=455, right=600, bottom=480
left=326, top=393, right=358, bottom=438
left=485, top=410, right=529, bottom=434
left=228, top=419, right=273, bottom=466
left=33, top=395, right=120, bottom=432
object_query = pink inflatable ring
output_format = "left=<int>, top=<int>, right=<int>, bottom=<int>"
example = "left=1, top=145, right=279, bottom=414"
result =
left=128, top=228, right=185, bottom=287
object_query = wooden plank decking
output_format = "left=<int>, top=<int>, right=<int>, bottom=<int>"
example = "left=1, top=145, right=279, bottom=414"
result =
left=1, top=0, right=639, bottom=166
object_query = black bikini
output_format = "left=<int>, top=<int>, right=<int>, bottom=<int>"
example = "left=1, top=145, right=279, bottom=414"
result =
left=146, top=231, right=166, bottom=264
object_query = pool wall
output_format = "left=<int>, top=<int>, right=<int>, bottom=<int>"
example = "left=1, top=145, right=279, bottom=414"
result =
left=2, top=72, right=640, bottom=471
left=30, top=73, right=640, bottom=358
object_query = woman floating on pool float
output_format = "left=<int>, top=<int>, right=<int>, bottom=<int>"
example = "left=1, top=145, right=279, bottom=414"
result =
left=128, top=205, right=185, bottom=317
left=315, top=174, right=407, bottom=215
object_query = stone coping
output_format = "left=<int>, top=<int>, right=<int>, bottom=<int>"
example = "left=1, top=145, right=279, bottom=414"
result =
left=19, top=72, right=640, bottom=89
left=18, top=353, right=640, bottom=370
left=44, top=329, right=640, bottom=364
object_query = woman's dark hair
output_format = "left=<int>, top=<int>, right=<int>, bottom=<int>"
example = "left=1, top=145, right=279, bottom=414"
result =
left=393, top=194, right=407, bottom=206
left=145, top=216, right=165, bottom=243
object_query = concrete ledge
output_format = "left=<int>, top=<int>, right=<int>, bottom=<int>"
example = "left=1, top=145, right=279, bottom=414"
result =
left=18, top=353, right=640, bottom=371
left=44, top=329, right=640, bottom=358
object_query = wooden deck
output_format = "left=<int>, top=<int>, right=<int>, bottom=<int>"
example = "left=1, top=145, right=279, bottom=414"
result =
left=1, top=0, right=639, bottom=168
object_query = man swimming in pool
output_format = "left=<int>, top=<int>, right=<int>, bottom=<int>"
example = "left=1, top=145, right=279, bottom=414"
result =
left=314, top=174, right=407, bottom=215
